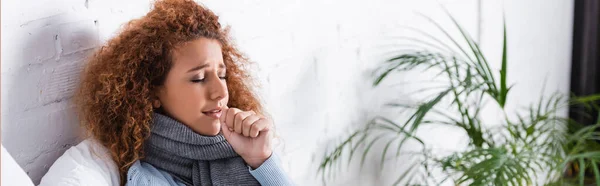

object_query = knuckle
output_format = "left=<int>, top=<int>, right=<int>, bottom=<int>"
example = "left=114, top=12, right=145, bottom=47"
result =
left=243, top=119, right=253, bottom=127
left=229, top=108, right=240, bottom=115
left=235, top=113, right=246, bottom=121
left=252, top=123, right=261, bottom=130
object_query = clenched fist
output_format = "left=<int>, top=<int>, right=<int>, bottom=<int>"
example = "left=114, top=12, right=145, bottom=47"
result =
left=220, top=106, right=273, bottom=169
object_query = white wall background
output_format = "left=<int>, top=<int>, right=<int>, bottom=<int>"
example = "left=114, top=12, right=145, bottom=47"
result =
left=1, top=0, right=573, bottom=185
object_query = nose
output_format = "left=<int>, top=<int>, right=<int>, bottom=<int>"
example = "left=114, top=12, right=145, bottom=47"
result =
left=208, top=76, right=228, bottom=101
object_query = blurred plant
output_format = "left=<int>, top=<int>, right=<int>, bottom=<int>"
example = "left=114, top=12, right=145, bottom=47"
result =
left=318, top=9, right=600, bottom=186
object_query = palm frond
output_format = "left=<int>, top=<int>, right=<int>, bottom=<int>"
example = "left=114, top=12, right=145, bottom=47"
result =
left=320, top=7, right=600, bottom=186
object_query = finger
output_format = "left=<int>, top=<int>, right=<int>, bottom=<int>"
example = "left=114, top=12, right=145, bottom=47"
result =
left=250, top=118, right=269, bottom=138
left=220, top=119, right=233, bottom=139
left=226, top=108, right=242, bottom=131
left=219, top=106, right=229, bottom=126
left=234, top=111, right=253, bottom=134
left=242, top=115, right=261, bottom=137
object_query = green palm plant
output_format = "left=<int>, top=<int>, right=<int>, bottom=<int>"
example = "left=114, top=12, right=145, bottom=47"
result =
left=318, top=10, right=600, bottom=186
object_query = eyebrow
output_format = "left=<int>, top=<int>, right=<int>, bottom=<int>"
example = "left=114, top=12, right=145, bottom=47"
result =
left=186, top=63, right=226, bottom=73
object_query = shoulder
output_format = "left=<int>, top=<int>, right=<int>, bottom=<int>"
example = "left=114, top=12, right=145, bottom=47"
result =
left=39, top=139, right=120, bottom=186
left=126, top=160, right=183, bottom=186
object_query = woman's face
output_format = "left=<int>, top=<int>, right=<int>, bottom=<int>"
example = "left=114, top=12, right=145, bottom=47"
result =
left=155, top=37, right=228, bottom=136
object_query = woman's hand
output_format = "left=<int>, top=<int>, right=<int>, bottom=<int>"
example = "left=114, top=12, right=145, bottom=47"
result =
left=220, top=106, right=273, bottom=169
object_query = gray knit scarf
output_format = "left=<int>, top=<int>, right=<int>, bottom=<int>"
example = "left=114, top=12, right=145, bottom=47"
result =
left=142, top=112, right=260, bottom=186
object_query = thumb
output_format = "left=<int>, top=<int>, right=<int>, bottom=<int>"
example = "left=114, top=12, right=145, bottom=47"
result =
left=221, top=121, right=231, bottom=139
left=219, top=105, right=229, bottom=126
left=221, top=119, right=237, bottom=142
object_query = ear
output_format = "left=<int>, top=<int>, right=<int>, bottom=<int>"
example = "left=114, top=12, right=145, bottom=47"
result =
left=152, top=99, right=161, bottom=109
left=152, top=86, right=165, bottom=109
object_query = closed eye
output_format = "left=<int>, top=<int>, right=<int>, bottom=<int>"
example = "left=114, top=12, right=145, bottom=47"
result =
left=191, top=79, right=205, bottom=83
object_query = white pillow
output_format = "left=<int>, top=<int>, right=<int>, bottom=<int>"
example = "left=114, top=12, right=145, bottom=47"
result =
left=39, top=139, right=120, bottom=186
left=2, top=144, right=35, bottom=186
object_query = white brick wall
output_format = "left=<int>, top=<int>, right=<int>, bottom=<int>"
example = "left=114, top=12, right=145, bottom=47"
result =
left=1, top=0, right=573, bottom=185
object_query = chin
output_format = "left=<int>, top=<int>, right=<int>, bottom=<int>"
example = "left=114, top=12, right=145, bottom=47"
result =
left=195, top=128, right=220, bottom=136
left=208, top=127, right=221, bottom=136
left=193, top=118, right=222, bottom=136
left=204, top=130, right=220, bottom=136
left=205, top=120, right=222, bottom=136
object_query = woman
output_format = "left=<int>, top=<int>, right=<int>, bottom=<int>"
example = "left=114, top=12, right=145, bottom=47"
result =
left=39, top=0, right=293, bottom=185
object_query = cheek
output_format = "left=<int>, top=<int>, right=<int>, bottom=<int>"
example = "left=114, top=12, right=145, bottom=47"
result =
left=186, top=85, right=208, bottom=103
left=165, top=84, right=206, bottom=107
left=223, top=85, right=230, bottom=105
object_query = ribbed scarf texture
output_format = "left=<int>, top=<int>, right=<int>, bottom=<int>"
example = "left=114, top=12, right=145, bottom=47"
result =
left=142, top=112, right=260, bottom=186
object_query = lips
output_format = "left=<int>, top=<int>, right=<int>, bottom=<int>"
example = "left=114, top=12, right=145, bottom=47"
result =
left=202, top=109, right=222, bottom=119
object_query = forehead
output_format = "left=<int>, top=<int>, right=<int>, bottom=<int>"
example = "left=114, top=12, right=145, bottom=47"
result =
left=171, top=38, right=224, bottom=68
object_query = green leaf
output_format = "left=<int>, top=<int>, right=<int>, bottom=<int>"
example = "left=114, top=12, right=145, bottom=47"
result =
left=499, top=15, right=509, bottom=107
left=374, top=62, right=403, bottom=86
left=360, top=134, right=386, bottom=169
left=573, top=94, right=600, bottom=104
left=376, top=116, right=426, bottom=145
left=408, top=88, right=453, bottom=132
left=439, top=9, right=498, bottom=92
left=392, top=161, right=419, bottom=186
left=579, top=158, right=585, bottom=186
left=591, top=160, right=600, bottom=186
left=348, top=131, right=368, bottom=165
left=380, top=137, right=397, bottom=170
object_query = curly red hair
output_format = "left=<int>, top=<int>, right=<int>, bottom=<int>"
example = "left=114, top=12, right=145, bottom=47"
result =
left=74, top=0, right=262, bottom=184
